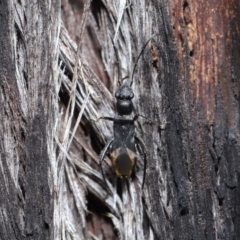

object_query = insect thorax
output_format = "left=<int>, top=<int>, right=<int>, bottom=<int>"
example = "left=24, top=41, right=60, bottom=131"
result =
left=115, top=83, right=134, bottom=115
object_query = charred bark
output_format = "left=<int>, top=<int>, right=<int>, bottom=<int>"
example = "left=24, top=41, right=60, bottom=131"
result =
left=0, top=0, right=240, bottom=239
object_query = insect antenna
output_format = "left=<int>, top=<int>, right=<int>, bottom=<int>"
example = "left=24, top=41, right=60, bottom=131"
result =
left=110, top=36, right=122, bottom=86
left=121, top=75, right=129, bottom=83
left=130, top=34, right=157, bottom=87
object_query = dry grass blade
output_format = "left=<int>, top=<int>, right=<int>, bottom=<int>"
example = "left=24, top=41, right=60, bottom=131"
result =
left=54, top=0, right=156, bottom=239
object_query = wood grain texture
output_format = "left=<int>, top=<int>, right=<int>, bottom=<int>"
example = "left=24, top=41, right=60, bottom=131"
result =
left=0, top=0, right=60, bottom=239
left=0, top=0, right=240, bottom=239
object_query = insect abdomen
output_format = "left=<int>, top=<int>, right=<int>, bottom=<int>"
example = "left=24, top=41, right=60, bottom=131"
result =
left=110, top=147, right=136, bottom=178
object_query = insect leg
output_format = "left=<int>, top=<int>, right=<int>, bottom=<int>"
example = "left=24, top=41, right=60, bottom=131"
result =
left=92, top=116, right=114, bottom=122
left=100, top=139, right=114, bottom=189
left=133, top=113, right=153, bottom=124
left=135, top=135, right=147, bottom=189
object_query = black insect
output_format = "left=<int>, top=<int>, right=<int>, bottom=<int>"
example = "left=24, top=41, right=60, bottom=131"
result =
left=96, top=35, right=156, bottom=189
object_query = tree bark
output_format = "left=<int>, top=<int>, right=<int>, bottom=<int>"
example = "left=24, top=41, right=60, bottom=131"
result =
left=0, top=0, right=240, bottom=239
left=0, top=0, right=60, bottom=239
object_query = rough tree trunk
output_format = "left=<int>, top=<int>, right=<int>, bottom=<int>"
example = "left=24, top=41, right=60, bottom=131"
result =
left=0, top=0, right=240, bottom=239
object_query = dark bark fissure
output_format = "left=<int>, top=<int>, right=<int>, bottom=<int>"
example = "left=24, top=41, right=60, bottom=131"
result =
left=25, top=111, right=51, bottom=238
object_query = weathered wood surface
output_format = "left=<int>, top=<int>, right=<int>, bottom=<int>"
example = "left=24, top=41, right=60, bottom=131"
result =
left=0, top=0, right=60, bottom=239
left=0, top=0, right=240, bottom=239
